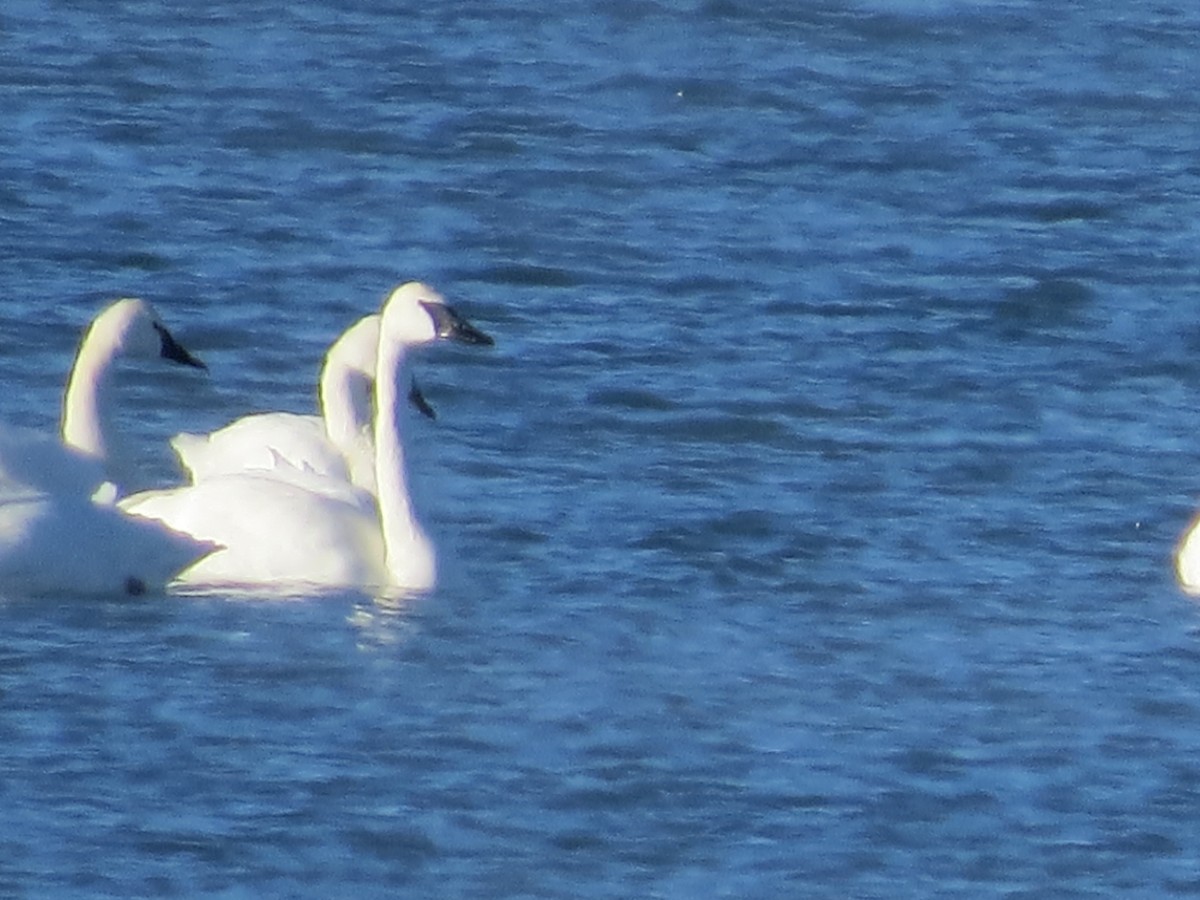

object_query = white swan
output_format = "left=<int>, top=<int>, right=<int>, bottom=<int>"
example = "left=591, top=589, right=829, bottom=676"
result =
left=171, top=313, right=383, bottom=494
left=0, top=298, right=214, bottom=595
left=121, top=282, right=493, bottom=594
left=168, top=314, right=436, bottom=497
left=1176, top=517, right=1200, bottom=594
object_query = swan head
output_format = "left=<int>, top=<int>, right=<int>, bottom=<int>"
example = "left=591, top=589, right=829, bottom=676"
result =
left=323, top=313, right=380, bottom=380
left=380, top=283, right=494, bottom=348
left=93, top=298, right=207, bottom=370
left=318, top=312, right=436, bottom=434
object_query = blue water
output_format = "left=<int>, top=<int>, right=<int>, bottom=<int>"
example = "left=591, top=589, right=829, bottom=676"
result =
left=4, top=0, right=1200, bottom=895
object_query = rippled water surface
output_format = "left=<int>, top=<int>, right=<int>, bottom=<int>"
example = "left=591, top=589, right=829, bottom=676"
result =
left=5, top=1, right=1200, bottom=896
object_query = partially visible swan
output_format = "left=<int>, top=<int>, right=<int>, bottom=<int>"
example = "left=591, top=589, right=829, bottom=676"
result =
left=1176, top=517, right=1200, bottom=594
left=169, top=314, right=435, bottom=497
left=0, top=480, right=216, bottom=596
left=172, top=313, right=382, bottom=494
left=0, top=298, right=214, bottom=595
left=121, top=282, right=493, bottom=594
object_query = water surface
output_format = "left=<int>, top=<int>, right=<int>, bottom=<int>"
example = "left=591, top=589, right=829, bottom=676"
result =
left=3, top=1, right=1200, bottom=896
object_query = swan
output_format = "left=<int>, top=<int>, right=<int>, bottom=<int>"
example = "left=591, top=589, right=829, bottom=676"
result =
left=120, top=282, right=493, bottom=594
left=1176, top=517, right=1200, bottom=594
left=169, top=314, right=436, bottom=496
left=171, top=313, right=383, bottom=493
left=0, top=298, right=214, bottom=595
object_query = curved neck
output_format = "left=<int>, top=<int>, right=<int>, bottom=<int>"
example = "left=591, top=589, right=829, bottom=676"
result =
left=320, top=363, right=376, bottom=495
left=373, top=338, right=434, bottom=589
left=60, top=324, right=118, bottom=464
left=320, top=360, right=371, bottom=448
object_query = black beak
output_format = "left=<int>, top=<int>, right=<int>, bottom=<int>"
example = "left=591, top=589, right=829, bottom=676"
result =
left=420, top=301, right=495, bottom=347
left=408, top=377, right=437, bottom=420
left=154, top=322, right=207, bottom=370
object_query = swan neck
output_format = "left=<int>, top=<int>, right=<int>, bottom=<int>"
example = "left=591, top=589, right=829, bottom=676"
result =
left=320, top=357, right=375, bottom=494
left=374, top=339, right=432, bottom=587
left=60, top=323, right=117, bottom=463
left=319, top=361, right=359, bottom=451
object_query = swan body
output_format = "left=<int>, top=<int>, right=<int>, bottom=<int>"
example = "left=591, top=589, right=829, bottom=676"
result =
left=121, top=471, right=386, bottom=590
left=0, top=484, right=215, bottom=596
left=122, top=283, right=493, bottom=595
left=172, top=314, right=380, bottom=493
left=0, top=298, right=212, bottom=595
